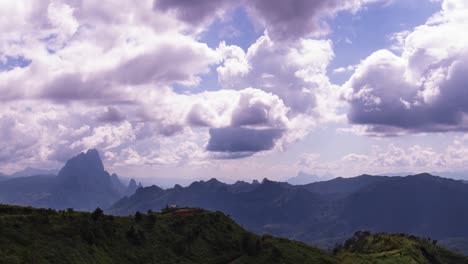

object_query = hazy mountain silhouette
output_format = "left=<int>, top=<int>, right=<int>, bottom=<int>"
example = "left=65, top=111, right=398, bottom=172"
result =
left=287, top=171, right=333, bottom=185
left=0, top=149, right=135, bottom=210
left=10, top=167, right=59, bottom=178
left=109, top=173, right=468, bottom=254
left=300, top=174, right=389, bottom=198
left=341, top=173, right=468, bottom=238
left=126, top=178, right=143, bottom=196
left=110, top=173, right=127, bottom=194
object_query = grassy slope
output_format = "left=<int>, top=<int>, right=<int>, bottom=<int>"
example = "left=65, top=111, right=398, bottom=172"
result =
left=336, top=232, right=468, bottom=264
left=0, top=205, right=334, bottom=264
left=0, top=204, right=466, bottom=264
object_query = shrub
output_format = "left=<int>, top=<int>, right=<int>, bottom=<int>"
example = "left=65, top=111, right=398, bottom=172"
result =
left=91, top=208, right=104, bottom=221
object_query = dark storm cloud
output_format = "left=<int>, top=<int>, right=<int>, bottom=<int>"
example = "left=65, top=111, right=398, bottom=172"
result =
left=206, top=127, right=284, bottom=153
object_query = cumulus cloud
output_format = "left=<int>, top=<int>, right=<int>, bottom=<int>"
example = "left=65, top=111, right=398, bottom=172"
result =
left=216, top=33, right=346, bottom=149
left=153, top=0, right=235, bottom=26
left=217, top=34, right=339, bottom=115
left=244, top=0, right=384, bottom=41
left=343, top=0, right=468, bottom=135
left=207, top=127, right=284, bottom=155
left=154, top=0, right=385, bottom=41
left=299, top=140, right=468, bottom=177
left=0, top=0, right=223, bottom=169
left=97, top=107, right=126, bottom=123
left=0, top=0, right=383, bottom=171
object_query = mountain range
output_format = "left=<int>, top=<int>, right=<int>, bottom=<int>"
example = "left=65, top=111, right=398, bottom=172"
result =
left=109, top=173, right=468, bottom=255
left=0, top=167, right=59, bottom=180
left=2, top=149, right=468, bottom=255
left=0, top=149, right=141, bottom=211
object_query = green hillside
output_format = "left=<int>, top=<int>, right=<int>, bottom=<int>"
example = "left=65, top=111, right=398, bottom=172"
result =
left=335, top=231, right=468, bottom=264
left=0, top=204, right=466, bottom=264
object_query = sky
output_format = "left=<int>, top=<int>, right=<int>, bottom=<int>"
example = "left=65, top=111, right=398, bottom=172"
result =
left=1, top=0, right=468, bottom=184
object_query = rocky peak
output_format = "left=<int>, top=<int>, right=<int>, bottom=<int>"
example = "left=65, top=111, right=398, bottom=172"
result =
left=58, top=149, right=105, bottom=178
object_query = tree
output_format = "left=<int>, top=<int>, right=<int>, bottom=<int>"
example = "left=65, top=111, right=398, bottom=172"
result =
left=135, top=211, right=143, bottom=223
left=126, top=225, right=145, bottom=245
left=91, top=208, right=104, bottom=221
left=146, top=214, right=157, bottom=229
left=242, top=233, right=259, bottom=256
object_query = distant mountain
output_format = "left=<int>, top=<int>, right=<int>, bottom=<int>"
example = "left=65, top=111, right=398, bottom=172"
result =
left=109, top=173, right=468, bottom=255
left=126, top=178, right=143, bottom=196
left=300, top=174, right=389, bottom=198
left=228, top=180, right=260, bottom=193
left=340, top=173, right=468, bottom=238
left=0, top=175, right=56, bottom=206
left=0, top=149, right=131, bottom=211
left=2, top=204, right=467, bottom=264
left=435, top=171, right=468, bottom=181
left=380, top=171, right=468, bottom=181
left=9, top=167, right=59, bottom=178
left=41, top=149, right=122, bottom=210
left=110, top=173, right=127, bottom=194
left=287, top=171, right=332, bottom=185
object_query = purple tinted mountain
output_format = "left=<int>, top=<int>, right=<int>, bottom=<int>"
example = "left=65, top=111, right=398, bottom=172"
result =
left=0, top=149, right=134, bottom=211
left=43, top=149, right=122, bottom=210
left=126, top=178, right=143, bottom=196
left=341, top=173, right=468, bottom=238
left=10, top=167, right=59, bottom=178
left=109, top=173, right=468, bottom=255
left=287, top=171, right=333, bottom=185
left=110, top=173, right=127, bottom=194
left=301, top=174, right=389, bottom=198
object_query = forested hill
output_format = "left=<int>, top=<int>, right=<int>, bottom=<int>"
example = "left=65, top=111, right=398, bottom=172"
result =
left=0, top=204, right=467, bottom=264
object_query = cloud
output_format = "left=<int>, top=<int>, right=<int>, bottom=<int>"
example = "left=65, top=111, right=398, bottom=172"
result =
left=153, top=0, right=234, bottom=26
left=244, top=0, right=384, bottom=41
left=207, top=127, right=284, bottom=155
left=154, top=0, right=385, bottom=41
left=333, top=65, right=356, bottom=74
left=0, top=0, right=371, bottom=170
left=97, top=107, right=126, bottom=123
left=217, top=34, right=336, bottom=114
left=298, top=140, right=468, bottom=177
left=0, top=0, right=223, bottom=168
left=0, top=116, right=40, bottom=163
left=12, top=32, right=219, bottom=103
left=343, top=0, right=468, bottom=135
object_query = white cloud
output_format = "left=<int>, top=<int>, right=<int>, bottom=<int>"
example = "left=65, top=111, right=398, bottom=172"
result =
left=299, top=139, right=468, bottom=177
left=343, top=0, right=468, bottom=135
left=153, top=0, right=387, bottom=41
